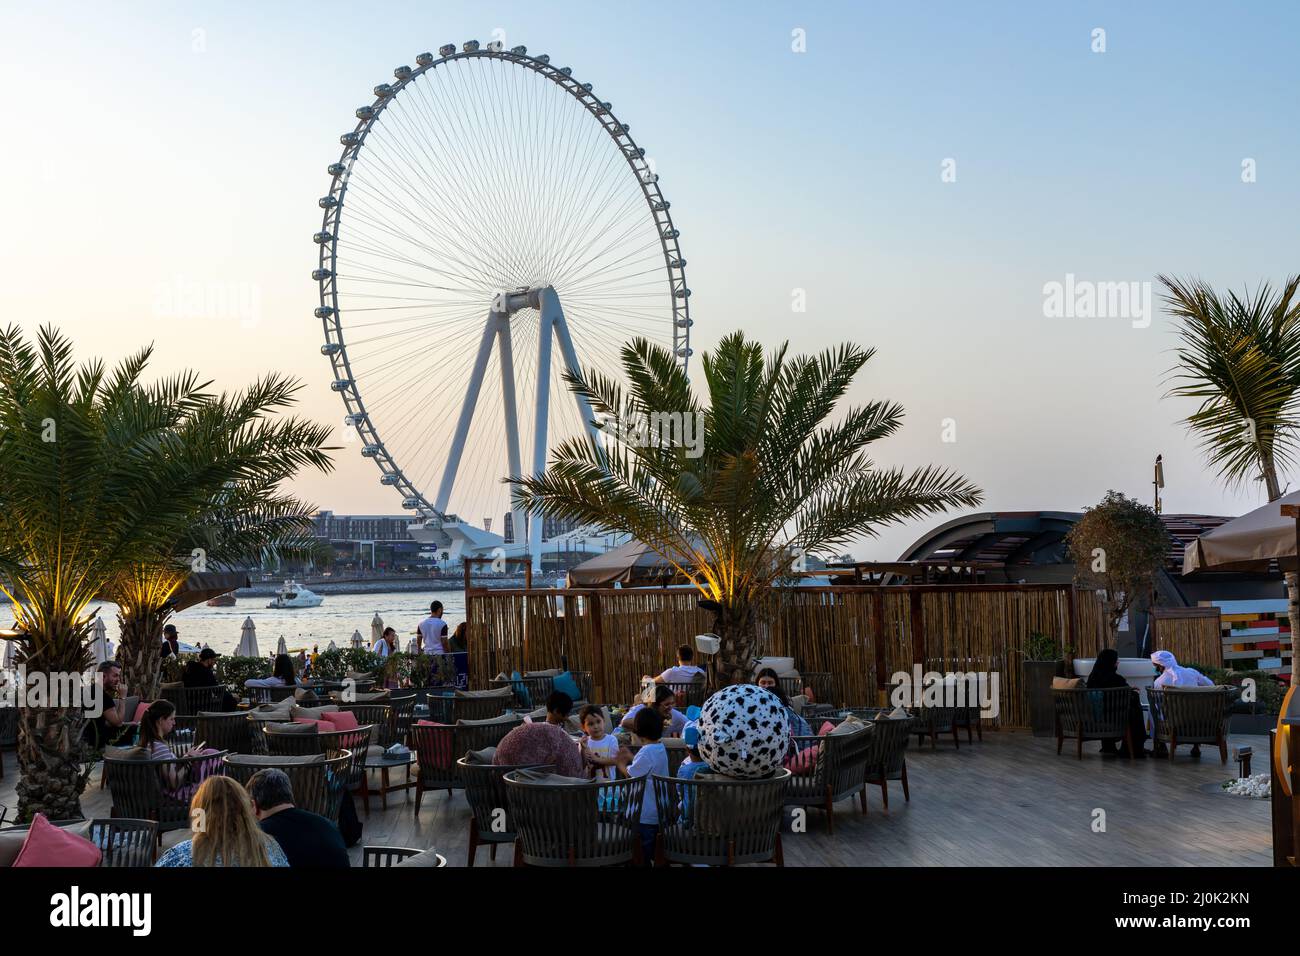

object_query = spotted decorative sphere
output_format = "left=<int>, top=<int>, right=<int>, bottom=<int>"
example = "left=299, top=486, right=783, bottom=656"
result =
left=696, top=683, right=789, bottom=778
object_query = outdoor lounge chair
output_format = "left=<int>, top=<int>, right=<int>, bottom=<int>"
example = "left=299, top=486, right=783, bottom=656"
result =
left=663, top=678, right=709, bottom=710
left=412, top=715, right=523, bottom=808
left=864, top=715, right=913, bottom=808
left=0, top=817, right=160, bottom=867
left=223, top=752, right=350, bottom=823
left=263, top=723, right=373, bottom=792
left=338, top=703, right=397, bottom=747
left=651, top=769, right=790, bottom=866
left=909, top=705, right=960, bottom=749
left=953, top=705, right=984, bottom=743
left=106, top=749, right=230, bottom=840
left=504, top=770, right=647, bottom=867
left=457, top=756, right=554, bottom=865
left=780, top=671, right=835, bottom=709
left=246, top=686, right=297, bottom=704
left=161, top=685, right=227, bottom=716
left=196, top=711, right=254, bottom=754
left=783, top=723, right=875, bottom=833
left=1146, top=686, right=1231, bottom=763
left=1052, top=686, right=1134, bottom=759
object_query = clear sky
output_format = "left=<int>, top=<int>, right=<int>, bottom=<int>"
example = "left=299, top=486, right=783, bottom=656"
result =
left=2, top=0, right=1298, bottom=560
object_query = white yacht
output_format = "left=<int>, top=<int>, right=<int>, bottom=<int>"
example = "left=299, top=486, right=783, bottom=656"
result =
left=266, top=580, right=324, bottom=609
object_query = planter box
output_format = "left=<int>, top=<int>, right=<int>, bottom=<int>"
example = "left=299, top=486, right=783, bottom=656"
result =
left=1023, top=659, right=1064, bottom=737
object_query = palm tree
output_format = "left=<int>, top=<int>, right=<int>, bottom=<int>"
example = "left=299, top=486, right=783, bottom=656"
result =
left=512, top=332, right=983, bottom=684
left=1162, top=273, right=1300, bottom=632
left=110, top=379, right=333, bottom=699
left=0, top=325, right=331, bottom=820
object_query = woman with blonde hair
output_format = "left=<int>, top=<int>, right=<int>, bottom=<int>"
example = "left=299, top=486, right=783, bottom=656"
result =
left=155, top=775, right=289, bottom=867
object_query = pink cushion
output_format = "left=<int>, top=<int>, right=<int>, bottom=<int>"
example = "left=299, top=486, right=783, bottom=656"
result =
left=134, top=701, right=151, bottom=722
left=783, top=745, right=820, bottom=775
left=319, top=710, right=359, bottom=731
left=818, top=721, right=836, bottom=736
left=13, top=814, right=102, bottom=868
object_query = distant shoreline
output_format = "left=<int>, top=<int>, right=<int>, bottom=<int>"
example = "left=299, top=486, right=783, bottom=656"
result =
left=234, top=574, right=549, bottom=597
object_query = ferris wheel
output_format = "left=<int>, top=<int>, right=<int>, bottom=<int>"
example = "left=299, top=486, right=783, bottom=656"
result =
left=316, top=40, right=692, bottom=570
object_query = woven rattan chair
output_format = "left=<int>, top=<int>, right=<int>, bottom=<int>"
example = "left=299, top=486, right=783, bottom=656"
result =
left=452, top=692, right=515, bottom=723
left=0, top=706, right=16, bottom=781
left=0, top=818, right=160, bottom=866
left=779, top=672, right=834, bottom=709
left=196, top=711, right=253, bottom=755
left=864, top=716, right=913, bottom=809
left=1147, top=687, right=1231, bottom=762
left=161, top=685, right=227, bottom=716
left=263, top=724, right=374, bottom=792
left=457, top=758, right=554, bottom=865
left=246, top=685, right=297, bottom=705
left=953, top=705, right=984, bottom=743
left=504, top=771, right=647, bottom=867
left=782, top=724, right=875, bottom=833
left=652, top=769, right=789, bottom=866
left=490, top=674, right=555, bottom=710
left=663, top=680, right=708, bottom=710
left=412, top=716, right=523, bottom=809
left=387, top=694, right=417, bottom=746
left=909, top=705, right=960, bottom=749
left=106, top=750, right=229, bottom=839
left=338, top=703, right=396, bottom=747
left=246, top=713, right=294, bottom=754
left=1053, top=686, right=1135, bottom=759
left=223, top=752, right=350, bottom=823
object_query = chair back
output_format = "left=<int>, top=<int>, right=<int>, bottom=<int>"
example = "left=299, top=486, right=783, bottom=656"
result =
left=1053, top=686, right=1131, bottom=737
left=105, top=750, right=230, bottom=832
left=779, top=672, right=834, bottom=709
left=1147, top=687, right=1230, bottom=743
left=454, top=694, right=513, bottom=723
left=161, top=685, right=226, bottom=716
left=339, top=703, right=396, bottom=747
left=362, top=845, right=426, bottom=867
left=196, top=712, right=253, bottom=754
left=223, top=752, right=350, bottom=823
left=88, top=818, right=159, bottom=867
left=457, top=759, right=553, bottom=842
left=504, top=771, right=647, bottom=867
left=663, top=681, right=708, bottom=710
left=867, top=716, right=913, bottom=777
left=652, top=769, right=790, bottom=865
left=490, top=675, right=554, bottom=710
left=264, top=724, right=373, bottom=789
left=412, top=716, right=523, bottom=790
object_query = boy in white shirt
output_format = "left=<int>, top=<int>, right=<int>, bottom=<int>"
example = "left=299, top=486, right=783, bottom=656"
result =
left=615, top=707, right=668, bottom=866
left=652, top=644, right=706, bottom=685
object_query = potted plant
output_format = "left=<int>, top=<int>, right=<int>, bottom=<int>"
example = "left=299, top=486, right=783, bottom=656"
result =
left=1021, top=631, right=1067, bottom=737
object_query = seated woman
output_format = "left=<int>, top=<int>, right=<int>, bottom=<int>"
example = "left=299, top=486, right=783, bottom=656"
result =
left=245, top=653, right=298, bottom=689
left=155, top=776, right=289, bottom=867
left=1085, top=649, right=1148, bottom=758
left=620, top=685, right=687, bottom=738
left=136, top=700, right=221, bottom=802
left=756, top=667, right=813, bottom=740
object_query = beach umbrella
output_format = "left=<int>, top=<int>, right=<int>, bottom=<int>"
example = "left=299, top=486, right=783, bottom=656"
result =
left=370, top=611, right=384, bottom=645
left=350, top=629, right=363, bottom=649
left=89, top=618, right=112, bottom=665
left=236, top=617, right=259, bottom=658
left=1183, top=489, right=1300, bottom=574
left=327, top=639, right=338, bottom=652
left=276, top=635, right=288, bottom=657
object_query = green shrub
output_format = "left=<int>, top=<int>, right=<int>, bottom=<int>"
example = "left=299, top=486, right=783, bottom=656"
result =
left=217, top=655, right=271, bottom=688
left=312, top=647, right=381, bottom=680
left=1186, top=662, right=1284, bottom=714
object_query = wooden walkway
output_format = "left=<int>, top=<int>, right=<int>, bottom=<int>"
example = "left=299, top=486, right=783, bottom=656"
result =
left=0, top=730, right=1273, bottom=867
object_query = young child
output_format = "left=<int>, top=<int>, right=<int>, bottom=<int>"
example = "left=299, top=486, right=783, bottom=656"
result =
left=579, top=704, right=620, bottom=782
left=615, top=706, right=667, bottom=866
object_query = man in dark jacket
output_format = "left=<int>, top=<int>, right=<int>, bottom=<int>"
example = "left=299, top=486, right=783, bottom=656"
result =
left=247, top=769, right=350, bottom=867
left=182, top=647, right=238, bottom=711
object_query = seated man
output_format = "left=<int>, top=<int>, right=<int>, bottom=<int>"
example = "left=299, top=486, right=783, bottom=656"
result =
left=246, top=768, right=350, bottom=868
left=182, top=647, right=239, bottom=711
left=652, top=643, right=706, bottom=685
left=493, top=692, right=588, bottom=777
left=82, top=661, right=131, bottom=748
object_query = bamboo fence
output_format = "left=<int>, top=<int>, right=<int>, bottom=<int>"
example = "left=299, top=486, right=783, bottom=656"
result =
left=1149, top=607, right=1223, bottom=668
left=468, top=583, right=1111, bottom=729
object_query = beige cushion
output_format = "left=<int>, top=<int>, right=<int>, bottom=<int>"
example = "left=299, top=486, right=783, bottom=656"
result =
left=228, top=753, right=324, bottom=768
left=345, top=671, right=373, bottom=681
left=0, top=831, right=27, bottom=868
left=266, top=721, right=318, bottom=735
left=524, top=668, right=562, bottom=678
left=104, top=744, right=151, bottom=761
left=291, top=704, right=340, bottom=720
left=330, top=689, right=389, bottom=703
left=160, top=681, right=183, bottom=690
left=464, top=746, right=496, bottom=765
left=455, top=687, right=513, bottom=701
left=828, top=715, right=869, bottom=737
left=456, top=714, right=517, bottom=728
left=1052, top=677, right=1082, bottom=689
left=510, top=769, right=589, bottom=786
left=1168, top=685, right=1224, bottom=693
left=886, top=706, right=911, bottom=719
left=252, top=699, right=294, bottom=715
left=394, top=848, right=445, bottom=868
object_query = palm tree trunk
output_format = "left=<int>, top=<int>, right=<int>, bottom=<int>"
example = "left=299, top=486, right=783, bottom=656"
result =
left=713, top=601, right=758, bottom=685
left=119, top=606, right=170, bottom=701
left=16, top=705, right=89, bottom=821
left=1259, top=461, right=1299, bottom=687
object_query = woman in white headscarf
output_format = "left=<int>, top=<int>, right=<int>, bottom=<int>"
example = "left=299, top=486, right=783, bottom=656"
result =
left=1150, top=650, right=1214, bottom=689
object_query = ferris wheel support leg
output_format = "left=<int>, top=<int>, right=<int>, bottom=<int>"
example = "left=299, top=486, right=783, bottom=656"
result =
left=529, top=290, right=560, bottom=575
left=552, top=306, right=603, bottom=450
left=497, top=320, right=526, bottom=549
left=435, top=313, right=499, bottom=515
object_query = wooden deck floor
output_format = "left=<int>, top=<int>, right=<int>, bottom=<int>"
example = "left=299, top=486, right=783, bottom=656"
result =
left=0, top=730, right=1273, bottom=867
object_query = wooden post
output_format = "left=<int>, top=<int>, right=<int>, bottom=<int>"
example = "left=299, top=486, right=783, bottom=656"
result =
left=525, top=557, right=533, bottom=591
left=463, top=557, right=472, bottom=594
left=590, top=591, right=606, bottom=704
left=910, top=589, right=925, bottom=668
left=872, top=589, right=887, bottom=703
left=1066, top=585, right=1078, bottom=659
